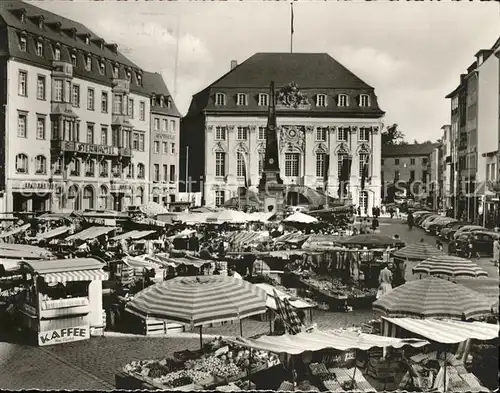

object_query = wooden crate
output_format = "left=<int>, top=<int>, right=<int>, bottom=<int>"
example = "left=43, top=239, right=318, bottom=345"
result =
left=142, top=318, right=185, bottom=335
left=115, top=372, right=160, bottom=390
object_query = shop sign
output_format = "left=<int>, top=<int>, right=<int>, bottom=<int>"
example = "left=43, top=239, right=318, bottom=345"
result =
left=38, top=325, right=89, bottom=346
left=155, top=133, right=176, bottom=141
left=75, top=143, right=118, bottom=156
left=12, top=181, right=62, bottom=192
left=321, top=350, right=356, bottom=368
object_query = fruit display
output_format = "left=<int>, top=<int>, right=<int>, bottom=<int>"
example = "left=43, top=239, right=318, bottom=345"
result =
left=299, top=273, right=377, bottom=298
left=123, top=339, right=280, bottom=389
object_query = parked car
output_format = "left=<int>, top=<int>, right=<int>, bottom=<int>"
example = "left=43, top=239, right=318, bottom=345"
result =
left=419, top=215, right=440, bottom=228
left=439, top=221, right=469, bottom=239
left=415, top=213, right=435, bottom=226
left=423, top=216, right=452, bottom=232
left=439, top=221, right=472, bottom=240
left=427, top=218, right=457, bottom=236
left=452, top=225, right=486, bottom=240
left=455, top=231, right=500, bottom=257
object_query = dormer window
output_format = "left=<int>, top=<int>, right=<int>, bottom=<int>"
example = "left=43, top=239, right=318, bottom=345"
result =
left=54, top=47, right=61, bottom=61
left=215, top=93, right=226, bottom=106
left=99, top=61, right=105, bottom=74
left=359, top=94, right=370, bottom=107
left=338, top=94, right=349, bottom=107
left=85, top=36, right=90, bottom=45
left=236, top=93, right=247, bottom=106
left=167, top=98, right=172, bottom=108
left=37, top=16, right=44, bottom=30
left=160, top=96, right=165, bottom=107
left=85, top=55, right=92, bottom=71
left=126, top=71, right=131, bottom=81
left=113, top=65, right=118, bottom=78
left=19, top=9, right=26, bottom=23
left=71, top=53, right=77, bottom=66
left=36, top=41, right=44, bottom=56
left=19, top=36, right=27, bottom=52
left=258, top=93, right=268, bottom=107
left=137, top=74, right=142, bottom=85
left=316, top=94, right=327, bottom=107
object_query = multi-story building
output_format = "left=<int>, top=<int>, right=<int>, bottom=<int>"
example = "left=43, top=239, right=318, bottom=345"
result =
left=429, top=142, right=444, bottom=211
left=381, top=143, right=437, bottom=202
left=181, top=53, right=385, bottom=212
left=440, top=125, right=453, bottom=211
left=446, top=37, right=500, bottom=224
left=143, top=72, right=181, bottom=207
left=0, top=0, right=182, bottom=213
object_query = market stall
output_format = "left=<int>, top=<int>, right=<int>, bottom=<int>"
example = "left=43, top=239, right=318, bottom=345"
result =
left=15, top=258, right=108, bottom=345
left=0, top=243, right=54, bottom=260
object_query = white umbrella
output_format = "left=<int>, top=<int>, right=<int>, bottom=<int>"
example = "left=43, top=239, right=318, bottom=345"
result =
left=206, top=209, right=252, bottom=224
left=283, top=212, right=318, bottom=224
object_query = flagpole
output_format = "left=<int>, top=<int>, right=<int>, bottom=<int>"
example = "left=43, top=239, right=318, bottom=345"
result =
left=290, top=2, right=294, bottom=53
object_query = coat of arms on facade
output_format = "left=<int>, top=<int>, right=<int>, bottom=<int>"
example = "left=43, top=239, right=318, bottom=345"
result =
left=276, top=82, right=310, bottom=109
left=279, top=126, right=305, bottom=152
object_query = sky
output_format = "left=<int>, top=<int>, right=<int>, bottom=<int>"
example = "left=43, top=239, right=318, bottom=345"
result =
left=33, top=0, right=500, bottom=143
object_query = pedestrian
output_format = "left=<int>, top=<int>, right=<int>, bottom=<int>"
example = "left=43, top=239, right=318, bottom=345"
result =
left=376, top=263, right=393, bottom=299
left=436, top=240, right=444, bottom=252
left=396, top=206, right=400, bottom=218
left=371, top=217, right=379, bottom=231
left=389, top=207, right=394, bottom=219
left=492, top=237, right=499, bottom=266
left=407, top=211, right=414, bottom=230
left=393, top=258, right=407, bottom=287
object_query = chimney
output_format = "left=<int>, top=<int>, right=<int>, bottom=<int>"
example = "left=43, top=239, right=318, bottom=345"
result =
left=230, top=60, right=238, bottom=70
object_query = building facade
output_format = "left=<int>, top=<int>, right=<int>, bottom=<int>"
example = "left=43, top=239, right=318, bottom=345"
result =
left=440, top=125, right=453, bottom=211
left=143, top=72, right=181, bottom=207
left=181, top=53, right=385, bottom=213
left=381, top=143, right=437, bottom=203
left=446, top=37, right=500, bottom=225
left=0, top=1, right=178, bottom=213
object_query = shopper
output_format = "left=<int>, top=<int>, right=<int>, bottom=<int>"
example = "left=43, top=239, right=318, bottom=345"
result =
left=492, top=237, right=499, bottom=267
left=376, top=263, right=393, bottom=299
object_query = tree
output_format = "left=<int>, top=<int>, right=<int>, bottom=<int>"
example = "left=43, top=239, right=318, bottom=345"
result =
left=382, top=124, right=405, bottom=146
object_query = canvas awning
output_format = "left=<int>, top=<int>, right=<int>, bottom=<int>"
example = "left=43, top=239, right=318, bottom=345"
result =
left=22, top=258, right=108, bottom=284
left=247, top=212, right=276, bottom=222
left=112, top=230, right=156, bottom=241
left=301, top=234, right=342, bottom=250
left=226, top=330, right=429, bottom=355
left=274, top=233, right=310, bottom=244
left=382, top=317, right=499, bottom=344
left=255, top=283, right=314, bottom=310
left=65, top=226, right=116, bottom=241
left=0, top=223, right=31, bottom=239
left=226, top=231, right=268, bottom=244
left=0, top=244, right=53, bottom=259
left=36, top=226, right=71, bottom=240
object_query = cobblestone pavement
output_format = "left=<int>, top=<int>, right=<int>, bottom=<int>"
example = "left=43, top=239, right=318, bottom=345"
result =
left=1, top=220, right=498, bottom=390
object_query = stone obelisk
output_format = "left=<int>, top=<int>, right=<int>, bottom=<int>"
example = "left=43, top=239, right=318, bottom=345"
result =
left=258, top=81, right=285, bottom=219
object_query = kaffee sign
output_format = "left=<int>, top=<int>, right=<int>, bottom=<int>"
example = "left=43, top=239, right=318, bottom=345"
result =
left=38, top=326, right=90, bottom=346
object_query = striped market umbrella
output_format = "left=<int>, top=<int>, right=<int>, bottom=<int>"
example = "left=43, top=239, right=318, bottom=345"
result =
left=372, top=277, right=492, bottom=320
left=125, top=276, right=267, bottom=347
left=339, top=234, right=405, bottom=248
left=392, top=242, right=445, bottom=261
left=412, top=255, right=488, bottom=278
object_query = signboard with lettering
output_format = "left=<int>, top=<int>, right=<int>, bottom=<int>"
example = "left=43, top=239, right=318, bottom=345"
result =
left=12, top=181, right=63, bottom=192
left=155, top=133, right=176, bottom=140
left=75, top=143, right=118, bottom=156
left=84, top=217, right=117, bottom=227
left=38, top=326, right=90, bottom=346
left=320, top=350, right=357, bottom=368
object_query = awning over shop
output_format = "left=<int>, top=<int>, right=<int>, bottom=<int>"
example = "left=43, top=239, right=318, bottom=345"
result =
left=173, top=212, right=212, bottom=224
left=23, top=258, right=108, bottom=284
left=154, top=254, right=212, bottom=269
left=123, top=255, right=166, bottom=270
left=65, top=226, right=116, bottom=241
left=274, top=233, right=310, bottom=244
left=227, top=329, right=430, bottom=355
left=301, top=234, right=342, bottom=250
left=112, top=230, right=156, bottom=241
left=36, top=226, right=71, bottom=240
left=38, top=212, right=74, bottom=221
left=255, top=283, right=314, bottom=310
left=226, top=231, right=268, bottom=245
left=0, top=223, right=31, bottom=239
left=382, top=317, right=499, bottom=344
left=247, top=212, right=276, bottom=222
left=0, top=243, right=53, bottom=259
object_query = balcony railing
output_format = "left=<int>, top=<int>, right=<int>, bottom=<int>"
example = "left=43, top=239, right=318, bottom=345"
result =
left=51, top=140, right=119, bottom=157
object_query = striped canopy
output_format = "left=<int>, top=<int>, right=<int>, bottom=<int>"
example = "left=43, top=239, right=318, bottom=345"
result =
left=372, top=277, right=492, bottom=320
left=412, top=255, right=488, bottom=278
left=392, top=242, right=445, bottom=261
left=340, top=234, right=405, bottom=248
left=125, top=276, right=267, bottom=327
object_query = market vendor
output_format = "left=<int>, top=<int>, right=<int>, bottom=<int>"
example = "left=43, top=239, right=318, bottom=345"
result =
left=392, top=258, right=407, bottom=287
left=376, top=263, right=393, bottom=299
left=228, top=266, right=242, bottom=280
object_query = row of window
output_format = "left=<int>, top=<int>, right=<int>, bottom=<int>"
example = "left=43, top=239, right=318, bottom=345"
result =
left=153, top=141, right=176, bottom=155
left=214, top=92, right=370, bottom=108
left=17, top=31, right=143, bottom=86
left=384, top=157, right=429, bottom=166
left=213, top=126, right=371, bottom=142
left=153, top=118, right=177, bottom=133
left=19, top=71, right=147, bottom=120
left=393, top=170, right=428, bottom=182
left=152, top=164, right=177, bottom=183
left=14, top=154, right=148, bottom=178
left=214, top=152, right=369, bottom=178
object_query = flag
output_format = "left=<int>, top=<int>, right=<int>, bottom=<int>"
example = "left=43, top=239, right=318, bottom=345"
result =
left=291, top=2, right=294, bottom=35
left=361, top=163, right=368, bottom=190
left=323, top=154, right=330, bottom=183
left=241, top=152, right=251, bottom=189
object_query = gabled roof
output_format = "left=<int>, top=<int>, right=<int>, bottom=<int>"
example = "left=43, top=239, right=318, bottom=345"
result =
left=0, top=0, right=137, bottom=68
left=211, top=53, right=373, bottom=89
left=142, top=71, right=181, bottom=117
left=382, top=143, right=439, bottom=158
